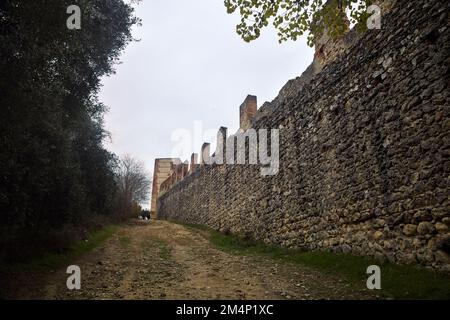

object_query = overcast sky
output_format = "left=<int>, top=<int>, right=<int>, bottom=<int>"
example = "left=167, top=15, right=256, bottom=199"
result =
left=99, top=0, right=314, bottom=206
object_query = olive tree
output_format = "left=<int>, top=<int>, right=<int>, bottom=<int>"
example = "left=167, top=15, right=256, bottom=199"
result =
left=224, top=0, right=374, bottom=46
left=116, top=155, right=152, bottom=217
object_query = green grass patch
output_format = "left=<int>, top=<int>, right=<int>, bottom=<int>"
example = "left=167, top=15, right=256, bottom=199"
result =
left=183, top=223, right=210, bottom=232
left=119, top=235, right=131, bottom=247
left=183, top=222, right=450, bottom=300
left=2, top=225, right=118, bottom=272
left=147, top=238, right=172, bottom=260
left=160, top=245, right=171, bottom=260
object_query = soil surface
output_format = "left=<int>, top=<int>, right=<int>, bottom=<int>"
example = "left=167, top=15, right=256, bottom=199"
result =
left=2, top=220, right=377, bottom=299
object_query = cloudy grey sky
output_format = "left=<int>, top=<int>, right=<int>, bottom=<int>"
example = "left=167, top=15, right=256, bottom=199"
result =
left=99, top=0, right=314, bottom=205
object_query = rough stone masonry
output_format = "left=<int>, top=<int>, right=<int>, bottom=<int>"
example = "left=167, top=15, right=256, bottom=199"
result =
left=157, top=0, right=450, bottom=271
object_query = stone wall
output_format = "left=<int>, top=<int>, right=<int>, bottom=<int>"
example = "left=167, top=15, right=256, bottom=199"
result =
left=157, top=0, right=450, bottom=270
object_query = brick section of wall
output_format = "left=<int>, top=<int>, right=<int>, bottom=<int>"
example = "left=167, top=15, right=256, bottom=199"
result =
left=157, top=0, right=450, bottom=270
left=240, top=95, right=257, bottom=130
left=150, top=158, right=181, bottom=215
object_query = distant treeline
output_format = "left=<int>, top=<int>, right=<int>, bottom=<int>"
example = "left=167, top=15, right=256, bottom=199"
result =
left=0, top=1, right=142, bottom=261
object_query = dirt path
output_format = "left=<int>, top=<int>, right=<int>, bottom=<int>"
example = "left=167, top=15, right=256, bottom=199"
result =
left=5, top=220, right=377, bottom=299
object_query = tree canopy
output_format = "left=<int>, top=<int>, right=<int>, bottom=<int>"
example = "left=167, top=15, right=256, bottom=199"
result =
left=116, top=155, right=152, bottom=217
left=0, top=0, right=140, bottom=259
left=224, top=0, right=374, bottom=46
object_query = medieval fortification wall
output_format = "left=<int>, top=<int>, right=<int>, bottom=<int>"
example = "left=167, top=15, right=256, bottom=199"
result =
left=157, top=0, right=450, bottom=270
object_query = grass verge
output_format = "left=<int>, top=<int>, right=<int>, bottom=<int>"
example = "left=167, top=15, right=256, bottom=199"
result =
left=1, top=225, right=118, bottom=272
left=183, top=222, right=450, bottom=300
